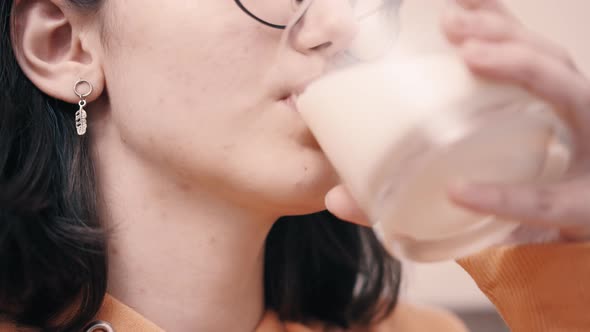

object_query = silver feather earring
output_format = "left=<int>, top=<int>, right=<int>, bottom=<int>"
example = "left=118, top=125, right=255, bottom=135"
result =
left=74, top=79, right=93, bottom=136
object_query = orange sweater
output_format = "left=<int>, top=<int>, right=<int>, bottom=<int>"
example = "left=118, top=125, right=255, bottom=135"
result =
left=457, top=243, right=590, bottom=331
left=3, top=243, right=590, bottom=331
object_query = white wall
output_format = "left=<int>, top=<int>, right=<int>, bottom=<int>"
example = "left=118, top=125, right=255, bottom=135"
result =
left=398, top=0, right=590, bottom=310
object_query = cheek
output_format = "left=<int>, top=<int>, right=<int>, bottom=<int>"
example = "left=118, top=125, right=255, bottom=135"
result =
left=101, top=0, right=282, bottom=154
left=98, top=1, right=335, bottom=212
left=104, top=0, right=280, bottom=112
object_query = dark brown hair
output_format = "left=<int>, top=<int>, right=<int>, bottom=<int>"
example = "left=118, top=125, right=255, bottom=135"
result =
left=0, top=1, right=400, bottom=331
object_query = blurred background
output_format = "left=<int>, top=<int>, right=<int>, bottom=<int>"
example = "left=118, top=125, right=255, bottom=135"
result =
left=396, top=1, right=590, bottom=331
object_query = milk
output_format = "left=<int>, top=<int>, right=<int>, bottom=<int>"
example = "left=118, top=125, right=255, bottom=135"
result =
left=297, top=53, right=570, bottom=261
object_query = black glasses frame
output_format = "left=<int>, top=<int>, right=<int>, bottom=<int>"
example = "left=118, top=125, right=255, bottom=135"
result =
left=234, top=0, right=288, bottom=30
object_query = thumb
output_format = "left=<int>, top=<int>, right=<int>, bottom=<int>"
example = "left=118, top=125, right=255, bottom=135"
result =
left=325, top=185, right=371, bottom=226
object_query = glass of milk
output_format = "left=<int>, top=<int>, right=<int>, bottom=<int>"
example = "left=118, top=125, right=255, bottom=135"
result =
left=296, top=14, right=571, bottom=262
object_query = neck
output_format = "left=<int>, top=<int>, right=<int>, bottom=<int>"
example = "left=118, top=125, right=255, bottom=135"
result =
left=94, top=132, right=276, bottom=331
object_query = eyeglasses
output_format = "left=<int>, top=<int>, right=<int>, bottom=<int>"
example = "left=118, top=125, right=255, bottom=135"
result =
left=234, top=0, right=402, bottom=60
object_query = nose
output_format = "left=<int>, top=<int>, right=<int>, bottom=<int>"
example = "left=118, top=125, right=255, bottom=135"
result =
left=289, top=0, right=358, bottom=58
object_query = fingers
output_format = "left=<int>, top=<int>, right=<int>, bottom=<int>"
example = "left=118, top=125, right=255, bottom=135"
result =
left=448, top=179, right=590, bottom=240
left=459, top=40, right=590, bottom=123
left=440, top=1, right=590, bottom=148
left=441, top=5, right=575, bottom=69
left=442, top=7, right=515, bottom=45
left=324, top=185, right=371, bottom=226
left=437, top=0, right=590, bottom=242
left=448, top=181, right=563, bottom=227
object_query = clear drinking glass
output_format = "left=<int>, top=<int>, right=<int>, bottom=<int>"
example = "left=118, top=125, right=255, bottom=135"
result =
left=297, top=21, right=571, bottom=262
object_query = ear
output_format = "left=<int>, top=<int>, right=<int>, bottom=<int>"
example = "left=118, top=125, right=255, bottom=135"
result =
left=11, top=0, right=105, bottom=104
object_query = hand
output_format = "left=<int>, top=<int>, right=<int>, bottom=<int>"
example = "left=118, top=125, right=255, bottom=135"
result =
left=441, top=0, right=590, bottom=241
left=326, top=0, right=590, bottom=242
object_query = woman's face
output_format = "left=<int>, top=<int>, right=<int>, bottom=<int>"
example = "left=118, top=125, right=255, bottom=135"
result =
left=97, top=0, right=357, bottom=215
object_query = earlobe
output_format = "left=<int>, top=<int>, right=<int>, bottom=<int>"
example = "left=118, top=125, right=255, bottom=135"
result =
left=11, top=0, right=104, bottom=104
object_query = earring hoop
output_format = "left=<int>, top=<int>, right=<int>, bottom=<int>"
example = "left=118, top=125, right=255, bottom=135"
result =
left=74, top=79, right=93, bottom=99
left=74, top=79, right=93, bottom=136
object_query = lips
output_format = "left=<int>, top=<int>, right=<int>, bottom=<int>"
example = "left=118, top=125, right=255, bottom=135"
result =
left=281, top=94, right=299, bottom=112
left=277, top=79, right=312, bottom=105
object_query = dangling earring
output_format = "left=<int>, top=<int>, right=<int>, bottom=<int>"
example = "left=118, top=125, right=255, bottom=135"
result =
left=73, top=79, right=93, bottom=136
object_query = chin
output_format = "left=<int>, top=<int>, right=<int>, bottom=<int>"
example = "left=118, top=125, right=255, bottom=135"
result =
left=270, top=159, right=339, bottom=217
